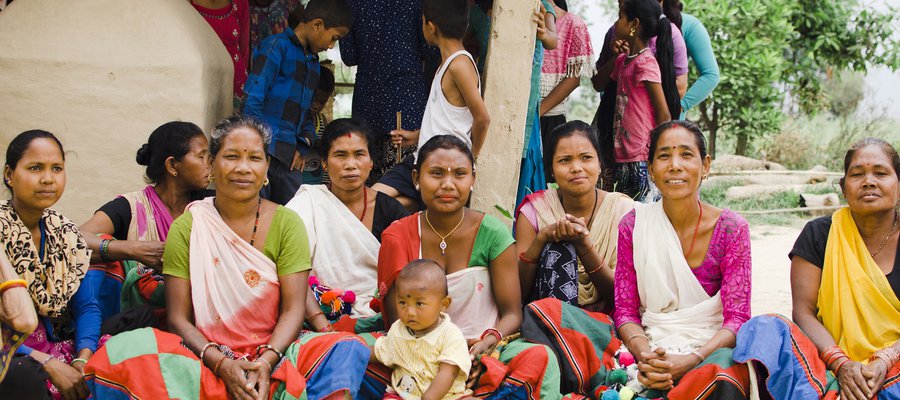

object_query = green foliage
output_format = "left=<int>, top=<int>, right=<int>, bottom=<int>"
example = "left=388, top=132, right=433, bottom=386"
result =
left=699, top=179, right=840, bottom=226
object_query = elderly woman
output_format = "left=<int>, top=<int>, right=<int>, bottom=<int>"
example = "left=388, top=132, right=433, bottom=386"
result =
left=614, top=120, right=751, bottom=399
left=735, top=138, right=900, bottom=400
left=84, top=116, right=369, bottom=400
left=0, top=130, right=98, bottom=400
left=286, top=118, right=408, bottom=333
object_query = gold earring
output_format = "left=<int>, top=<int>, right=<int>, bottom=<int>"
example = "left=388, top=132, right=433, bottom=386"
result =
left=264, top=178, right=270, bottom=186
left=173, top=171, right=178, bottom=177
left=629, top=27, right=635, bottom=37
left=208, top=174, right=215, bottom=182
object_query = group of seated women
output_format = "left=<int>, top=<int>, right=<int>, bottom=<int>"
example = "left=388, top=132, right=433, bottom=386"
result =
left=0, top=114, right=897, bottom=400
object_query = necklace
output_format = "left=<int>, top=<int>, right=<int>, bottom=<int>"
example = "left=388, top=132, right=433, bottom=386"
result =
left=626, top=47, right=649, bottom=60
left=249, top=197, right=261, bottom=246
left=424, top=210, right=466, bottom=256
left=870, top=213, right=898, bottom=258
left=559, top=189, right=599, bottom=228
left=684, top=201, right=703, bottom=261
left=191, top=0, right=236, bottom=20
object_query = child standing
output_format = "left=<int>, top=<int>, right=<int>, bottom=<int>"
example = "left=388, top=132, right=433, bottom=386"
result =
left=242, top=0, right=352, bottom=205
left=610, top=0, right=680, bottom=202
left=373, top=0, right=490, bottom=210
left=300, top=66, right=335, bottom=185
left=373, top=259, right=472, bottom=400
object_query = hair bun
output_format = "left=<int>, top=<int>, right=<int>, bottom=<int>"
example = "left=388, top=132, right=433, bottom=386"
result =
left=135, top=143, right=152, bottom=165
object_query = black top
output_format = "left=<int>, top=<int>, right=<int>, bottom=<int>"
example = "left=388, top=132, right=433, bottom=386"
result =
left=791, top=215, right=900, bottom=297
left=96, top=189, right=215, bottom=240
left=371, top=191, right=410, bottom=242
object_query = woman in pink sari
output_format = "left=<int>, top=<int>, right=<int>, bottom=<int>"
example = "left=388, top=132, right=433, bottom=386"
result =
left=85, top=116, right=369, bottom=400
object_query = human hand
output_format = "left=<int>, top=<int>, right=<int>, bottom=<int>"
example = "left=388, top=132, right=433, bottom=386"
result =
left=219, top=358, right=259, bottom=400
left=864, top=358, right=889, bottom=396
left=44, top=358, right=90, bottom=400
left=131, top=241, right=165, bottom=272
left=837, top=360, right=873, bottom=400
left=555, top=215, right=590, bottom=243
left=612, top=40, right=630, bottom=56
left=291, top=150, right=304, bottom=171
left=390, top=129, right=419, bottom=148
left=533, top=8, right=548, bottom=42
left=244, top=360, right=272, bottom=400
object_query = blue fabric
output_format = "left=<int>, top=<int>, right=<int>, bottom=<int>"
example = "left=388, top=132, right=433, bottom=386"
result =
left=734, top=314, right=839, bottom=400
left=680, top=13, right=720, bottom=114
left=243, top=30, right=320, bottom=166
left=72, top=269, right=103, bottom=352
left=516, top=110, right=547, bottom=209
left=305, top=337, right=370, bottom=399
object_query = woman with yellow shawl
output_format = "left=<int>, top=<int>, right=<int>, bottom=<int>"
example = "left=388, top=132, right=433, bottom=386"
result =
left=734, top=137, right=900, bottom=400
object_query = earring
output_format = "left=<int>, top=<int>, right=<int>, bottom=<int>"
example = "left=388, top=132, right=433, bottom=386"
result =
left=208, top=174, right=215, bottom=182
left=415, top=184, right=420, bottom=191
left=264, top=178, right=270, bottom=186
left=173, top=171, right=178, bottom=177
left=470, top=186, right=474, bottom=192
left=629, top=27, right=635, bottom=37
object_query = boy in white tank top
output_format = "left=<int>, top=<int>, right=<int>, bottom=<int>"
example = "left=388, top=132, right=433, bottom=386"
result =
left=372, top=0, right=490, bottom=211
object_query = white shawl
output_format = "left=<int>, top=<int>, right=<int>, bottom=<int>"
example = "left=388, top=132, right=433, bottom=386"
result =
left=632, top=202, right=723, bottom=354
left=286, top=185, right=380, bottom=317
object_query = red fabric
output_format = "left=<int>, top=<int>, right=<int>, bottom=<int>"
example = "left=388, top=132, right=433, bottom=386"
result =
left=192, top=0, right=250, bottom=97
left=376, top=214, right=420, bottom=301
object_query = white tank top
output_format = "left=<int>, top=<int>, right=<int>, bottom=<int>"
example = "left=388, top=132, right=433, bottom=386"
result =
left=415, top=50, right=480, bottom=161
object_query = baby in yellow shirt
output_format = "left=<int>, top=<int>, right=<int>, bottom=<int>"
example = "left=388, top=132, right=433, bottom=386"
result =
left=374, top=259, right=472, bottom=400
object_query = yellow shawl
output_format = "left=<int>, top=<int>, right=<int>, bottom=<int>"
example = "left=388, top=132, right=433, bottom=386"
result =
left=818, top=207, right=900, bottom=362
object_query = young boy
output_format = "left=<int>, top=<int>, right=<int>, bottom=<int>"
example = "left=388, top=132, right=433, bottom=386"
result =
left=300, top=66, right=335, bottom=185
left=373, top=0, right=490, bottom=210
left=373, top=259, right=472, bottom=400
left=242, top=0, right=353, bottom=205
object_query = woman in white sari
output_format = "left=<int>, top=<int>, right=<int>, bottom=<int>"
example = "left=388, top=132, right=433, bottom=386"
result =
left=286, top=119, right=408, bottom=333
left=614, top=120, right=752, bottom=399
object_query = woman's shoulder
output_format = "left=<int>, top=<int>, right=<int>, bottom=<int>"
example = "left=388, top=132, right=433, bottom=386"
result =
left=375, top=191, right=410, bottom=220
left=718, top=208, right=750, bottom=231
left=381, top=213, right=419, bottom=239
left=478, top=212, right=512, bottom=234
left=169, top=210, right=194, bottom=231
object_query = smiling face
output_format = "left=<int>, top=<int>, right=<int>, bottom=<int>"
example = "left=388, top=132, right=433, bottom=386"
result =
left=325, top=132, right=373, bottom=192
left=211, top=128, right=269, bottom=201
left=4, top=138, right=66, bottom=212
left=552, top=133, right=601, bottom=197
left=413, top=148, right=475, bottom=214
left=649, top=126, right=710, bottom=201
left=843, top=145, right=900, bottom=215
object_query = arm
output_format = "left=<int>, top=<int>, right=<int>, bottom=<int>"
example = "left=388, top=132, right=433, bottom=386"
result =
left=591, top=27, right=617, bottom=92
left=449, top=58, right=490, bottom=159
left=0, top=251, right=38, bottom=333
left=487, top=246, right=523, bottom=342
left=676, top=74, right=687, bottom=99
left=614, top=214, right=650, bottom=359
left=80, top=211, right=165, bottom=269
left=536, top=8, right=558, bottom=50
left=539, top=77, right=580, bottom=116
left=305, top=290, right=331, bottom=332
left=422, top=363, right=461, bottom=400
left=645, top=81, right=672, bottom=124
left=242, top=39, right=284, bottom=117
left=681, top=21, right=720, bottom=112
left=672, top=26, right=689, bottom=99
left=71, top=270, right=103, bottom=361
left=515, top=213, right=545, bottom=297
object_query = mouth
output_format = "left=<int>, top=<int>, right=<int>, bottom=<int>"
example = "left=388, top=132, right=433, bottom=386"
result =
left=569, top=176, right=588, bottom=183
left=231, top=179, right=255, bottom=187
left=437, top=195, right=458, bottom=202
left=860, top=193, right=881, bottom=200
left=342, top=174, right=361, bottom=180
left=36, top=190, right=56, bottom=196
left=664, top=179, right=688, bottom=185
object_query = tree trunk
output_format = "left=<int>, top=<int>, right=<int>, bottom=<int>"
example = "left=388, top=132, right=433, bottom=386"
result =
left=698, top=101, right=717, bottom=159
left=736, top=133, right=748, bottom=156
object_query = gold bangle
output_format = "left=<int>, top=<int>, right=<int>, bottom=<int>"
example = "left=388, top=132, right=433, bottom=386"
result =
left=626, top=332, right=650, bottom=345
left=0, top=278, right=28, bottom=293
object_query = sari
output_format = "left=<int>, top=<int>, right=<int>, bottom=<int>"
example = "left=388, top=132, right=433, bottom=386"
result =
left=376, top=213, right=566, bottom=399
left=618, top=202, right=750, bottom=399
left=85, top=198, right=370, bottom=399
left=734, top=208, right=900, bottom=399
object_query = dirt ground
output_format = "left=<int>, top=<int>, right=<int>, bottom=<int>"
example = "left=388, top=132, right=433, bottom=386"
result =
left=749, top=224, right=801, bottom=318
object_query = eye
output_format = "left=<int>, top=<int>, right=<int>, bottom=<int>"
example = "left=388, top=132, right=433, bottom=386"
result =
left=52, top=166, right=64, bottom=172
left=29, top=165, right=41, bottom=171
left=582, top=155, right=593, bottom=161
left=225, top=154, right=238, bottom=160
left=398, top=300, right=406, bottom=306
left=431, top=170, right=444, bottom=177
left=657, top=153, right=670, bottom=160
left=682, top=151, right=693, bottom=158
left=455, top=170, right=467, bottom=177
left=417, top=302, right=425, bottom=307
left=557, top=157, right=570, bottom=164
left=251, top=155, right=264, bottom=161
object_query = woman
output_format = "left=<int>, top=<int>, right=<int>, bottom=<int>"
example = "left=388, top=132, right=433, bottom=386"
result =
left=285, top=118, right=408, bottom=333
left=377, top=135, right=566, bottom=399
left=0, top=130, right=98, bottom=400
left=1, top=250, right=39, bottom=383
left=190, top=0, right=251, bottom=112
left=84, top=116, right=370, bottom=400
left=614, top=120, right=751, bottom=398
left=514, top=121, right=633, bottom=396
left=80, top=121, right=210, bottom=324
left=734, top=138, right=900, bottom=400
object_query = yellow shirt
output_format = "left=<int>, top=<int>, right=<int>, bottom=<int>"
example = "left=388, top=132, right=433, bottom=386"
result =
left=374, top=313, right=472, bottom=399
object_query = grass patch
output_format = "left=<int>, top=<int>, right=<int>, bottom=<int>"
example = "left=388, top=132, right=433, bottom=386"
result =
left=700, top=179, right=840, bottom=226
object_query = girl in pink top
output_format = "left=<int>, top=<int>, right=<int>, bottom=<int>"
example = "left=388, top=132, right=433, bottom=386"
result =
left=191, top=0, right=251, bottom=113
left=609, top=0, right=680, bottom=202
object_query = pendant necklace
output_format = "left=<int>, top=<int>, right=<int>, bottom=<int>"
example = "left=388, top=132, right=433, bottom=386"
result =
left=424, top=210, right=466, bottom=256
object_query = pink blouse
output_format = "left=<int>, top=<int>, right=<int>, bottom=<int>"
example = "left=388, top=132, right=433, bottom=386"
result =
left=193, top=0, right=250, bottom=99
left=613, top=208, right=751, bottom=335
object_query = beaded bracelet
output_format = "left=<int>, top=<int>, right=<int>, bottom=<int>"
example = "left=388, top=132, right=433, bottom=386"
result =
left=480, top=328, right=502, bottom=342
left=518, top=252, right=537, bottom=265
left=0, top=279, right=27, bottom=294
left=99, top=239, right=112, bottom=262
left=255, top=344, right=284, bottom=360
left=199, top=342, right=220, bottom=361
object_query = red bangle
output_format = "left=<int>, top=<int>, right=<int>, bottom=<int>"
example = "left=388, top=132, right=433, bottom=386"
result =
left=833, top=358, right=851, bottom=374
left=0, top=282, right=26, bottom=294
left=518, top=252, right=538, bottom=265
left=213, top=356, right=227, bottom=377
left=480, top=328, right=502, bottom=342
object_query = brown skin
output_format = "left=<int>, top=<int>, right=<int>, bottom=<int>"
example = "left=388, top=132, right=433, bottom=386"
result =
left=80, top=135, right=210, bottom=271
left=792, top=145, right=900, bottom=400
left=3, top=138, right=92, bottom=400
left=165, top=128, right=308, bottom=400
left=0, top=250, right=38, bottom=334
left=304, top=132, right=378, bottom=332
left=618, top=127, right=737, bottom=391
left=381, top=148, right=522, bottom=388
left=516, top=134, right=615, bottom=303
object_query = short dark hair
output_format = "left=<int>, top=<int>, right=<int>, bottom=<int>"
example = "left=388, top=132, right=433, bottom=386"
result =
left=136, top=121, right=205, bottom=184
left=4, top=130, right=64, bottom=191
left=648, top=120, right=708, bottom=161
left=414, top=135, right=474, bottom=172
left=843, top=137, right=900, bottom=179
left=291, top=0, right=354, bottom=30
left=423, top=0, right=469, bottom=40
left=317, top=118, right=373, bottom=158
left=544, top=120, right=601, bottom=183
left=317, top=66, right=335, bottom=95
left=397, top=259, right=448, bottom=297
left=209, top=115, right=272, bottom=158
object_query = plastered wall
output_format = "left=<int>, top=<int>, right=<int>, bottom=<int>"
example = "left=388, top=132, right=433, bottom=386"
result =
left=0, top=0, right=233, bottom=222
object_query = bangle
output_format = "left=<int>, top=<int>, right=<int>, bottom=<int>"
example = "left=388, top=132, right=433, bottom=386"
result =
left=833, top=358, right=851, bottom=374
left=213, top=355, right=228, bottom=377
left=99, top=239, right=112, bottom=261
left=585, top=263, right=605, bottom=275
left=480, top=328, right=502, bottom=342
left=255, top=344, right=284, bottom=360
left=626, top=333, right=650, bottom=345
left=71, top=358, right=88, bottom=366
left=37, top=354, right=54, bottom=366
left=308, top=311, right=325, bottom=321
left=518, top=252, right=538, bottom=265
left=319, top=324, right=335, bottom=333
left=689, top=350, right=705, bottom=363
left=0, top=279, right=27, bottom=294
left=873, top=347, right=900, bottom=366
left=257, top=357, right=273, bottom=372
left=199, top=342, right=220, bottom=361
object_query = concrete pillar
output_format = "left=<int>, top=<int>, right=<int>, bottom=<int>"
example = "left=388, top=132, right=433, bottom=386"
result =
left=471, top=0, right=536, bottom=225
left=0, top=0, right=233, bottom=222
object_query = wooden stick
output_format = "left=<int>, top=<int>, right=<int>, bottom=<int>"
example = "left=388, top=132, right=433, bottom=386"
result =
left=395, top=111, right=402, bottom=163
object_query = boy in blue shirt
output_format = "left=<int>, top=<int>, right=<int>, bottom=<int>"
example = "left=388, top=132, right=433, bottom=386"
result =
left=242, top=0, right=353, bottom=204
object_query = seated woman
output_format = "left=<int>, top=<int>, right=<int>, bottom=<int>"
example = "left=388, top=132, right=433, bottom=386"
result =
left=80, top=121, right=210, bottom=325
left=734, top=138, right=900, bottom=400
left=1, top=250, right=39, bottom=383
left=615, top=121, right=751, bottom=399
left=84, top=116, right=370, bottom=400
left=377, top=135, right=565, bottom=399
left=515, top=121, right=633, bottom=396
left=0, top=130, right=99, bottom=400
left=286, top=118, right=408, bottom=334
